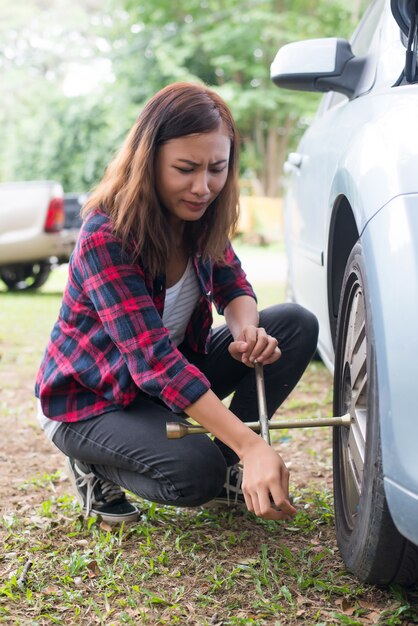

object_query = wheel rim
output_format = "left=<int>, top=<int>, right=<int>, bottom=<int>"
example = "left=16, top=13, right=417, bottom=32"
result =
left=0, top=263, right=50, bottom=291
left=339, top=277, right=368, bottom=527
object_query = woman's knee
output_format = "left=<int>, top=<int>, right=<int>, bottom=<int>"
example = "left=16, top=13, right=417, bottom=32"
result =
left=260, top=303, right=318, bottom=346
left=174, top=440, right=227, bottom=506
left=289, top=303, right=319, bottom=346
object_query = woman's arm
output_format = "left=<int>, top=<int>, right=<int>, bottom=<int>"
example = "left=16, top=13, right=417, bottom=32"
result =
left=185, top=388, right=296, bottom=521
left=224, top=294, right=259, bottom=336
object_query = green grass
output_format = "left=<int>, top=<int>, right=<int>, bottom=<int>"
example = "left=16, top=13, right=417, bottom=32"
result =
left=1, top=249, right=418, bottom=625
left=2, top=488, right=417, bottom=625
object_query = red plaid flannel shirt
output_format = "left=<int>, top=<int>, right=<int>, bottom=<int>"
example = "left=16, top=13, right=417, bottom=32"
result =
left=35, top=209, right=256, bottom=422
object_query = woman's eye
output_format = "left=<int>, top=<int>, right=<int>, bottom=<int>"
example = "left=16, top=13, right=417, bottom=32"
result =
left=175, top=167, right=193, bottom=173
left=174, top=166, right=226, bottom=174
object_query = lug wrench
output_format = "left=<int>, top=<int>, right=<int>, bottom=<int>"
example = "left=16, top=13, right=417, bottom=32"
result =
left=166, top=362, right=351, bottom=439
left=254, top=361, right=271, bottom=444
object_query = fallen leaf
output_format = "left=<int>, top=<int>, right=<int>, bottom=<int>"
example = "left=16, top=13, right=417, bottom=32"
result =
left=87, top=560, right=100, bottom=578
left=359, top=600, right=378, bottom=610
left=43, top=585, right=60, bottom=594
left=29, top=515, right=50, bottom=530
left=236, top=557, right=258, bottom=566
left=185, top=603, right=196, bottom=615
left=344, top=606, right=357, bottom=616
left=364, top=611, right=382, bottom=622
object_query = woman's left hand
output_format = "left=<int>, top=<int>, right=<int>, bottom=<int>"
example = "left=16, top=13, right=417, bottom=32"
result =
left=228, top=325, right=281, bottom=367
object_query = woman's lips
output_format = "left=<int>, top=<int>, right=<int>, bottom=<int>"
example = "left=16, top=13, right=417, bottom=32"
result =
left=183, top=200, right=208, bottom=211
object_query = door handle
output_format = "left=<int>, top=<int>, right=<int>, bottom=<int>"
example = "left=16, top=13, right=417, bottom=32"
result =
left=284, top=152, right=303, bottom=173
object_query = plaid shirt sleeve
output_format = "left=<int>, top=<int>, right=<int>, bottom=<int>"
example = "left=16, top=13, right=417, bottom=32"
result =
left=51, top=224, right=211, bottom=416
left=78, top=228, right=210, bottom=411
left=212, top=240, right=257, bottom=315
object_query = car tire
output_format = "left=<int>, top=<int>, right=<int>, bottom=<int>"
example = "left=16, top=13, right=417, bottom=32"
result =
left=333, top=242, right=418, bottom=585
left=0, top=262, right=51, bottom=291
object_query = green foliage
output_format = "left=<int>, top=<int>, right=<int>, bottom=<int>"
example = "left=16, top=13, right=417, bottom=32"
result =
left=3, top=89, right=125, bottom=190
left=0, top=0, right=357, bottom=193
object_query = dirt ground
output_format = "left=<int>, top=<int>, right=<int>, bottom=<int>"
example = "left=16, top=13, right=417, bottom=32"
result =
left=0, top=380, right=63, bottom=515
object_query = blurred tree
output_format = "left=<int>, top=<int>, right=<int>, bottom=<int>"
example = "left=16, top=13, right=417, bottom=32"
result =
left=0, top=0, right=126, bottom=189
left=0, top=0, right=355, bottom=195
left=96, top=0, right=354, bottom=195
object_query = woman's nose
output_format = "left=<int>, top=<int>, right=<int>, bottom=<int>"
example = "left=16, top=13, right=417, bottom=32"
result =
left=190, top=172, right=210, bottom=196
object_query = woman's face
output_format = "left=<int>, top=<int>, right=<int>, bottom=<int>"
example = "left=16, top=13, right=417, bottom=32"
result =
left=155, top=125, right=231, bottom=227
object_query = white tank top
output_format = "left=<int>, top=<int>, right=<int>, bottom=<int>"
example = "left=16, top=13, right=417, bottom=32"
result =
left=162, top=258, right=200, bottom=346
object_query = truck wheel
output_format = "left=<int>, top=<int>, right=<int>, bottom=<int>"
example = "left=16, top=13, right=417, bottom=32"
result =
left=333, top=243, right=418, bottom=585
left=0, top=262, right=51, bottom=291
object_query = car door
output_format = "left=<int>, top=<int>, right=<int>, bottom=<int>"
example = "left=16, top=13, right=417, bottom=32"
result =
left=283, top=0, right=385, bottom=367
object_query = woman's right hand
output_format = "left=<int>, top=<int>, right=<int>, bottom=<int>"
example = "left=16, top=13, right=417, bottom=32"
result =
left=185, top=389, right=296, bottom=521
left=240, top=439, right=297, bottom=521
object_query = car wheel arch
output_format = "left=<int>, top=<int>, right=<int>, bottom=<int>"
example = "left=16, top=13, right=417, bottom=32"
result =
left=327, top=195, right=359, bottom=348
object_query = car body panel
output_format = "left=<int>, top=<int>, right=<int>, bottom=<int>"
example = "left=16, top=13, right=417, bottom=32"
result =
left=274, top=0, right=418, bottom=545
left=286, top=83, right=418, bottom=367
left=361, top=194, right=418, bottom=493
left=384, top=479, right=418, bottom=545
left=0, top=181, right=79, bottom=266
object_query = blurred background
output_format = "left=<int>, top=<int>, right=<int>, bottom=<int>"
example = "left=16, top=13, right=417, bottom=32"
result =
left=0, top=0, right=369, bottom=243
left=1, top=0, right=371, bottom=425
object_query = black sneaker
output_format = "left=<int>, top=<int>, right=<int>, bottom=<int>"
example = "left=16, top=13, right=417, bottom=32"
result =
left=65, top=457, right=140, bottom=523
left=204, top=463, right=246, bottom=508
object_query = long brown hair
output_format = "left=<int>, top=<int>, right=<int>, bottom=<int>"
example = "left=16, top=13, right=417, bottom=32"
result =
left=82, top=82, right=240, bottom=276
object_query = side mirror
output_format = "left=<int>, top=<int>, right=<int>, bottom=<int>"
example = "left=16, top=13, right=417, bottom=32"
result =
left=270, top=38, right=366, bottom=98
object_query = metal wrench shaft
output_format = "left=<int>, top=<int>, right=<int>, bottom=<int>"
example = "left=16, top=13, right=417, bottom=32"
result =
left=166, top=361, right=351, bottom=439
left=166, top=415, right=351, bottom=438
left=254, top=361, right=271, bottom=444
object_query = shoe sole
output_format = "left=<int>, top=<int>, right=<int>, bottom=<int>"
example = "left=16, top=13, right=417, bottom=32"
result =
left=89, top=507, right=140, bottom=524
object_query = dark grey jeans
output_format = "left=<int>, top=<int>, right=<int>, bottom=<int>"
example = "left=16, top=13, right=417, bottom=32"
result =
left=52, top=304, right=318, bottom=507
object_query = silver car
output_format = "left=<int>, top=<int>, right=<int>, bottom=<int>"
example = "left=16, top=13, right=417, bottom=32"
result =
left=271, top=0, right=418, bottom=585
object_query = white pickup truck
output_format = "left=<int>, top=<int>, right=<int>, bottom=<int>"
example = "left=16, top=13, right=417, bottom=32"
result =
left=0, top=181, right=82, bottom=291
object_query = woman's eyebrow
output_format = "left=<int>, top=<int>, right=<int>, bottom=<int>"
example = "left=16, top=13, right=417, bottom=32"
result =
left=176, top=158, right=228, bottom=166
